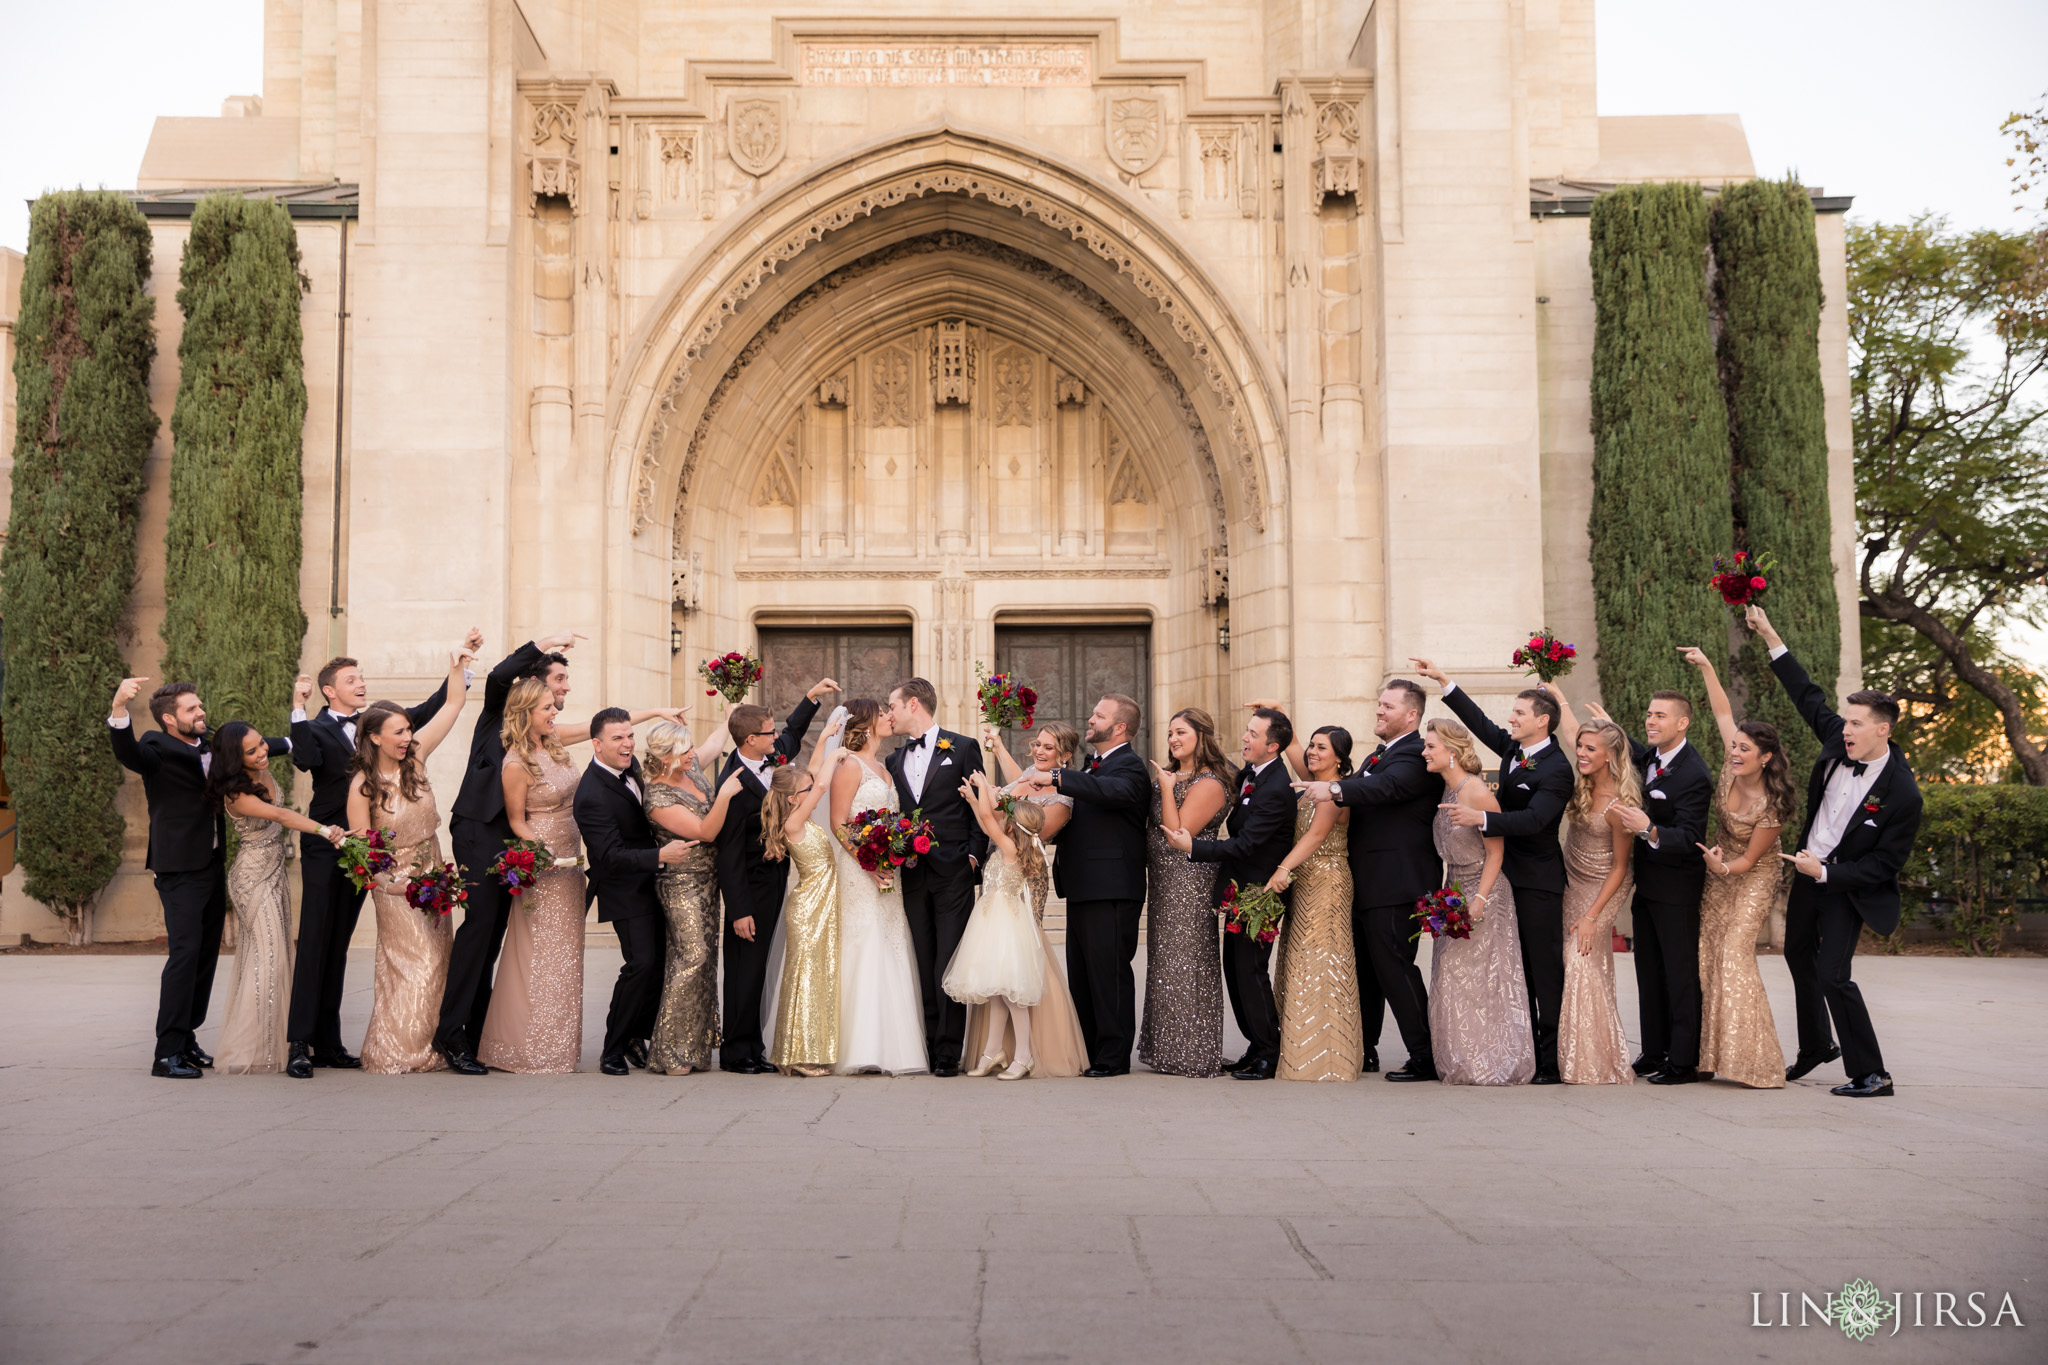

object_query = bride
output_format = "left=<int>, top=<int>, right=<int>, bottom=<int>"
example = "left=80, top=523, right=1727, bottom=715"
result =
left=824, top=699, right=929, bottom=1075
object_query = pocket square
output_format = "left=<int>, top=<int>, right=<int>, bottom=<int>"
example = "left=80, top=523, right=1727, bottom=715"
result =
left=1516, top=782, right=1531, bottom=790
left=939, top=756, right=953, bottom=767
left=1650, top=789, right=1668, bottom=800
left=1863, top=818, right=1878, bottom=827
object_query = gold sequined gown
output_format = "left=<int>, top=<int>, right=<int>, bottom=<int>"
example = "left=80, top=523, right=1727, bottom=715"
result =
left=1698, top=771, right=1787, bottom=1088
left=1428, top=778, right=1536, bottom=1086
left=1273, top=799, right=1362, bottom=1082
left=770, top=822, right=841, bottom=1073
left=1138, top=771, right=1228, bottom=1077
left=359, top=776, right=453, bottom=1075
left=216, top=811, right=294, bottom=1074
left=648, top=760, right=722, bottom=1073
left=1559, top=805, right=1636, bottom=1085
left=477, top=751, right=587, bottom=1073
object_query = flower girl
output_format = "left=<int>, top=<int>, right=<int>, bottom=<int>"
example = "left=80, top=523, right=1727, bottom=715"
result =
left=944, top=772, right=1052, bottom=1080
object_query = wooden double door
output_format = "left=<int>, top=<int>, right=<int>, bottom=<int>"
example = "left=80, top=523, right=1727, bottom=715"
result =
left=757, top=628, right=915, bottom=766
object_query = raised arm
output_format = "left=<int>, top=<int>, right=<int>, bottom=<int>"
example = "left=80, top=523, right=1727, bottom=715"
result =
left=411, top=650, right=475, bottom=760
left=1677, top=647, right=1739, bottom=752
left=106, top=676, right=159, bottom=776
left=982, top=726, right=1024, bottom=783
left=1413, top=656, right=1515, bottom=759
left=963, top=771, right=1019, bottom=862
left=691, top=716, right=730, bottom=774
left=1750, top=605, right=1845, bottom=749
left=1542, top=680, right=1580, bottom=750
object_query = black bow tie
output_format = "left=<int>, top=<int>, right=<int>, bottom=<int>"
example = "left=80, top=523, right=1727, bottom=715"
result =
left=1846, top=759, right=1868, bottom=778
left=905, top=733, right=929, bottom=752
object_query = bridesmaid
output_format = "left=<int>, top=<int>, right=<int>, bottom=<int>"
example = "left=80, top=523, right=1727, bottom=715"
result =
left=1424, top=719, right=1536, bottom=1086
left=762, top=740, right=844, bottom=1076
left=643, top=718, right=743, bottom=1076
left=351, top=651, right=473, bottom=1074
left=1681, top=646, right=1792, bottom=1089
left=205, top=719, right=345, bottom=1074
left=1548, top=698, right=1641, bottom=1085
left=476, top=677, right=588, bottom=1073
left=1139, top=708, right=1232, bottom=1078
left=1267, top=725, right=1362, bottom=1083
left=987, top=720, right=1079, bottom=841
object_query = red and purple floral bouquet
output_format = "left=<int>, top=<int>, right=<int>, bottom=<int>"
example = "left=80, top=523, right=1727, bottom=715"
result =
left=337, top=828, right=397, bottom=893
left=698, top=650, right=765, bottom=704
left=1708, top=549, right=1777, bottom=606
left=490, top=836, right=581, bottom=900
left=1219, top=879, right=1287, bottom=945
left=975, top=661, right=1039, bottom=730
left=404, top=861, right=470, bottom=917
left=1411, top=883, right=1474, bottom=941
left=1511, top=627, right=1577, bottom=684
left=844, top=807, right=938, bottom=875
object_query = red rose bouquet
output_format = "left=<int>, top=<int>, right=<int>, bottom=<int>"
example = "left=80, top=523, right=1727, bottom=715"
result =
left=844, top=806, right=938, bottom=874
left=698, top=650, right=764, bottom=704
left=490, top=836, right=582, bottom=901
left=1219, top=879, right=1287, bottom=945
left=404, top=860, right=470, bottom=917
left=1511, top=627, right=1577, bottom=684
left=337, top=828, right=397, bottom=892
left=1708, top=549, right=1777, bottom=606
left=1411, top=884, right=1474, bottom=941
left=975, top=661, right=1039, bottom=730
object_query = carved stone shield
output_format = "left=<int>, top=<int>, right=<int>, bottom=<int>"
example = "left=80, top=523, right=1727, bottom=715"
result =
left=727, top=96, right=786, bottom=178
left=1105, top=94, right=1165, bottom=176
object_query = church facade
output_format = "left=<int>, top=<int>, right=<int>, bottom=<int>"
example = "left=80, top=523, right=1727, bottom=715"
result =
left=1, top=1, right=1860, bottom=939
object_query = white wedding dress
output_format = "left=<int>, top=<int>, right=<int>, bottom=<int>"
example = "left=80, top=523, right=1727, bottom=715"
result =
left=832, top=763, right=930, bottom=1075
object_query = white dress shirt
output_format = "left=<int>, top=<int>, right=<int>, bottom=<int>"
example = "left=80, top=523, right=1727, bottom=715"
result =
left=902, top=729, right=944, bottom=801
left=1807, top=751, right=1888, bottom=873
left=596, top=757, right=642, bottom=802
left=738, top=751, right=775, bottom=787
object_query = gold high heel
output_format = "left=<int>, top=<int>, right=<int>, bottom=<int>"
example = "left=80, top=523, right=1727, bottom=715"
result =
left=997, top=1057, right=1032, bottom=1081
left=966, top=1052, right=1005, bottom=1077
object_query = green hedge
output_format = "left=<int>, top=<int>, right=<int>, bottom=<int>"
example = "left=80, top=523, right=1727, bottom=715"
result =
left=1900, top=785, right=2048, bottom=955
left=0, top=191, right=158, bottom=935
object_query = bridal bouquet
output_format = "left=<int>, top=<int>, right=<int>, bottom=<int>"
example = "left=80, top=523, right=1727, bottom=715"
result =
left=490, top=837, right=582, bottom=899
left=404, top=860, right=470, bottom=917
left=844, top=807, right=938, bottom=873
left=1708, top=548, right=1777, bottom=606
left=337, top=828, right=397, bottom=892
left=698, top=650, right=764, bottom=704
left=1411, top=884, right=1474, bottom=941
left=1511, top=628, right=1577, bottom=683
left=975, top=662, right=1039, bottom=730
left=1219, top=879, right=1286, bottom=945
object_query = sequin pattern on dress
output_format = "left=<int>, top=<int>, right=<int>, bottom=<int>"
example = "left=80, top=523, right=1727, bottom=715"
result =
left=477, top=750, right=587, bottom=1073
left=1138, top=771, right=1227, bottom=1077
left=1273, top=798, right=1363, bottom=1082
left=648, top=759, right=723, bottom=1073
left=1697, top=768, right=1787, bottom=1088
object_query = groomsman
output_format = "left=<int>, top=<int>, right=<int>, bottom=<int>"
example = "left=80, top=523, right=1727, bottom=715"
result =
left=287, top=630, right=478, bottom=1078
left=1752, top=607, right=1922, bottom=1097
left=885, top=677, right=989, bottom=1076
left=1300, top=680, right=1444, bottom=1081
left=1018, top=693, right=1151, bottom=1076
left=1170, top=707, right=1299, bottom=1081
left=713, top=680, right=833, bottom=1073
left=1420, top=659, right=1575, bottom=1084
left=575, top=709, right=694, bottom=1075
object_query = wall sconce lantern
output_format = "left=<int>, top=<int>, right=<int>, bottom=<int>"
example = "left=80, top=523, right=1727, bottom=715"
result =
left=670, top=624, right=684, bottom=654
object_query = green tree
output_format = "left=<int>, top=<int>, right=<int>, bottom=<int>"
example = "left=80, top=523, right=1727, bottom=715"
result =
left=1589, top=182, right=1734, bottom=764
left=161, top=195, right=308, bottom=775
left=1711, top=178, right=1840, bottom=804
left=0, top=191, right=158, bottom=940
left=1849, top=217, right=2048, bottom=784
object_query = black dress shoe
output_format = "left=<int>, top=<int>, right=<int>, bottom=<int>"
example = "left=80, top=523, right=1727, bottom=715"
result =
left=1630, top=1054, right=1664, bottom=1077
left=1529, top=1070, right=1563, bottom=1085
left=599, top=1054, right=630, bottom=1076
left=151, top=1054, right=202, bottom=1079
left=1080, top=1065, right=1129, bottom=1078
left=1222, top=1055, right=1251, bottom=1074
left=1648, top=1064, right=1701, bottom=1085
left=1831, top=1072, right=1893, bottom=1098
left=182, top=1044, right=215, bottom=1070
left=436, top=1046, right=488, bottom=1076
left=624, top=1039, right=650, bottom=1070
left=1232, top=1059, right=1276, bottom=1080
left=1785, top=1045, right=1841, bottom=1082
left=310, top=1047, right=362, bottom=1070
left=285, top=1043, right=314, bottom=1079
left=931, top=1062, right=961, bottom=1078
left=1362, top=1048, right=1380, bottom=1074
left=1383, top=1063, right=1437, bottom=1082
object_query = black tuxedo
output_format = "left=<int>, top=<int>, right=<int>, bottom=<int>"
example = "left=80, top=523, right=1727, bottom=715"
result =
left=1190, top=758, right=1297, bottom=1067
left=574, top=759, right=663, bottom=1059
left=886, top=728, right=988, bottom=1068
left=1621, top=736, right=1714, bottom=1071
left=287, top=681, right=448, bottom=1053
left=712, top=696, right=820, bottom=1068
left=1772, top=649, right=1924, bottom=1078
left=438, top=642, right=548, bottom=1054
left=1440, top=685, right=1574, bottom=1074
left=110, top=721, right=287, bottom=1061
left=1330, top=730, right=1444, bottom=1067
left=1049, top=744, right=1152, bottom=1070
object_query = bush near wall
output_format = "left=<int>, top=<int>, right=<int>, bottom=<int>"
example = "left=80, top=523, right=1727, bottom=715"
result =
left=0, top=190, right=158, bottom=940
left=1900, top=785, right=2048, bottom=955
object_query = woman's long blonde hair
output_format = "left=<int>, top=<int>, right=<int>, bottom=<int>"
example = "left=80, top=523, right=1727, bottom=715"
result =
left=1005, top=798, right=1051, bottom=915
left=501, top=676, right=570, bottom=778
left=1568, top=719, right=1643, bottom=823
left=759, top=763, right=805, bottom=862
left=1425, top=719, right=1484, bottom=775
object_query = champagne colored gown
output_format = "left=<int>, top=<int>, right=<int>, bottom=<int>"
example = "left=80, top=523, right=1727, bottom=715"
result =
left=477, top=750, right=587, bottom=1073
left=1697, top=771, right=1787, bottom=1088
left=647, top=758, right=722, bottom=1074
left=1273, top=799, right=1363, bottom=1082
left=960, top=830, right=1088, bottom=1078
left=770, top=822, right=841, bottom=1074
left=1138, top=771, right=1227, bottom=1078
left=359, top=774, right=453, bottom=1074
left=216, top=811, right=294, bottom=1074
left=1558, top=804, right=1636, bottom=1085
left=1427, top=777, right=1536, bottom=1086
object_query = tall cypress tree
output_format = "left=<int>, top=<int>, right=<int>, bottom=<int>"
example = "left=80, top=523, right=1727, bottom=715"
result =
left=160, top=195, right=308, bottom=776
left=0, top=191, right=158, bottom=940
left=1713, top=179, right=1838, bottom=808
left=1589, top=182, right=1734, bottom=766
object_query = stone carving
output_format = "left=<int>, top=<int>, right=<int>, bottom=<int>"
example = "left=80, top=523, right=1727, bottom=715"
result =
left=755, top=451, right=797, bottom=507
left=993, top=348, right=1033, bottom=425
left=672, top=550, right=702, bottom=609
left=1108, top=453, right=1151, bottom=505
left=871, top=346, right=913, bottom=427
left=1202, top=544, right=1230, bottom=605
left=800, top=43, right=1092, bottom=87
left=1238, top=124, right=1260, bottom=219
left=1053, top=369, right=1088, bottom=407
left=727, top=96, right=786, bottom=178
left=1197, top=126, right=1235, bottom=202
left=964, top=564, right=1169, bottom=579
left=1313, top=100, right=1362, bottom=205
left=816, top=372, right=849, bottom=407
left=1106, top=94, right=1166, bottom=176
left=527, top=100, right=580, bottom=212
left=932, top=320, right=973, bottom=405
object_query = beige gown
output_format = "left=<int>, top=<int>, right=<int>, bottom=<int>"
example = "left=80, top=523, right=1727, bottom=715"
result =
left=477, top=750, right=587, bottom=1073
left=1558, top=804, right=1636, bottom=1085
left=359, top=774, right=453, bottom=1075
left=216, top=811, right=294, bottom=1074
left=1698, top=771, right=1787, bottom=1088
left=1273, top=799, right=1363, bottom=1082
left=961, top=833, right=1088, bottom=1078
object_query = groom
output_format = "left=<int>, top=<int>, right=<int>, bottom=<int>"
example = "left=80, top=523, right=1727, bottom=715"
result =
left=885, top=678, right=988, bottom=1076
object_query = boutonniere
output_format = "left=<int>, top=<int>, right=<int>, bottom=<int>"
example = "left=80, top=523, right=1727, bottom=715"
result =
left=936, top=738, right=952, bottom=752
left=1366, top=751, right=1383, bottom=770
left=770, top=753, right=789, bottom=768
left=1240, top=779, right=1255, bottom=797
left=1862, top=797, right=1881, bottom=814
left=1510, top=752, right=1535, bottom=773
